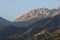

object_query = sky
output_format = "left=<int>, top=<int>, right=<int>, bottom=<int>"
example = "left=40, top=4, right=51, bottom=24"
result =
left=0, top=0, right=60, bottom=21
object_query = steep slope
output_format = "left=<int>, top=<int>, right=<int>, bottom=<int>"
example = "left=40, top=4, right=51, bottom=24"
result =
left=2, top=27, right=60, bottom=40
left=20, top=15, right=60, bottom=40
left=0, top=25, right=29, bottom=39
left=0, top=17, right=12, bottom=27
left=15, top=6, right=60, bottom=22
left=0, top=7, right=60, bottom=40
left=0, top=14, right=60, bottom=40
left=23, top=14, right=60, bottom=35
left=33, top=27, right=60, bottom=40
left=13, top=6, right=60, bottom=27
left=15, top=8, right=50, bottom=22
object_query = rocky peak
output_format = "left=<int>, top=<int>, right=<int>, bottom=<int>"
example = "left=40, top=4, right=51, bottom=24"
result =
left=15, top=8, right=50, bottom=22
left=15, top=7, right=60, bottom=22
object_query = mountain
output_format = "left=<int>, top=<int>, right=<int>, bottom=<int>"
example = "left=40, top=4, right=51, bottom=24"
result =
left=0, top=14, right=60, bottom=40
left=15, top=8, right=50, bottom=22
left=33, top=27, right=60, bottom=40
left=23, top=14, right=60, bottom=35
left=0, top=6, right=60, bottom=40
left=15, top=7, right=60, bottom=22
left=21, top=14, right=60, bottom=35
left=1, top=27, right=60, bottom=40
left=0, top=17, right=12, bottom=27
left=20, top=15, right=60, bottom=40
left=13, top=6, right=60, bottom=27
left=0, top=25, right=29, bottom=39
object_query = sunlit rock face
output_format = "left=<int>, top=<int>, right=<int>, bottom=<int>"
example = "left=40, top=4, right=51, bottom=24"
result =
left=13, top=6, right=60, bottom=27
left=15, top=8, right=49, bottom=22
left=15, top=7, right=60, bottom=22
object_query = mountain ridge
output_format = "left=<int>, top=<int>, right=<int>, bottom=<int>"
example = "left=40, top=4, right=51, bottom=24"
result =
left=13, top=6, right=60, bottom=27
left=0, top=17, right=12, bottom=27
left=15, top=7, right=60, bottom=22
left=0, top=6, right=60, bottom=40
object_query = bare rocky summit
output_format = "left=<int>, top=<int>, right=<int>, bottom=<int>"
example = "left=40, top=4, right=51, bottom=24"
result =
left=13, top=7, right=60, bottom=27
left=15, top=7, right=60, bottom=22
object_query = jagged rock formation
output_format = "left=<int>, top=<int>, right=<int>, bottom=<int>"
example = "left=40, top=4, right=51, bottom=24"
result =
left=13, top=6, right=60, bottom=27
left=15, top=7, right=60, bottom=22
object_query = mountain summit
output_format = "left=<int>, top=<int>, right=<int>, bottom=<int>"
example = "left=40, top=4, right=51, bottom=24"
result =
left=13, top=7, right=60, bottom=27
left=0, top=6, right=60, bottom=40
left=15, top=7, right=60, bottom=22
left=15, top=8, right=50, bottom=22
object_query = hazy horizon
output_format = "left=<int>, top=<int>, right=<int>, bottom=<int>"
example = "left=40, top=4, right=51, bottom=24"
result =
left=0, top=0, right=60, bottom=21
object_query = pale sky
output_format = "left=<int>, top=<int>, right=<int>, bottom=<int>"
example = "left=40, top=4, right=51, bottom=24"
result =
left=0, top=0, right=60, bottom=21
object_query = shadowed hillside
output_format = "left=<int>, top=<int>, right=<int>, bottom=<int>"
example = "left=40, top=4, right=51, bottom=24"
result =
left=0, top=7, right=60, bottom=40
left=0, top=15, right=60, bottom=40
